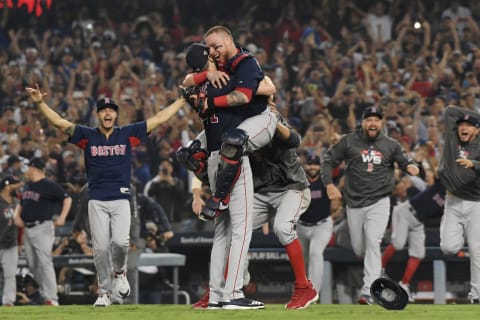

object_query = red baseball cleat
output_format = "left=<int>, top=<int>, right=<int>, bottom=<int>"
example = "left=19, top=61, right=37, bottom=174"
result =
left=44, top=300, right=59, bottom=306
left=358, top=294, right=374, bottom=305
left=285, top=281, right=319, bottom=309
left=192, top=289, right=210, bottom=309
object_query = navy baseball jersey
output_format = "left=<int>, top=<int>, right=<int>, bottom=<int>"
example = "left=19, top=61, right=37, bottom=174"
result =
left=20, top=178, right=69, bottom=222
left=219, top=48, right=267, bottom=119
left=69, top=122, right=147, bottom=200
left=299, top=177, right=331, bottom=223
left=201, top=48, right=267, bottom=151
left=410, top=178, right=445, bottom=221
left=201, top=81, right=245, bottom=152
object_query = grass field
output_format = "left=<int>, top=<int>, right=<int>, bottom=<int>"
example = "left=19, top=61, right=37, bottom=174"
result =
left=1, top=304, right=479, bottom=320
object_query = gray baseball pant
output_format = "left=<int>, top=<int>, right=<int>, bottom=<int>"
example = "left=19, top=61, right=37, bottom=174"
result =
left=347, top=196, right=390, bottom=296
left=88, top=199, right=131, bottom=295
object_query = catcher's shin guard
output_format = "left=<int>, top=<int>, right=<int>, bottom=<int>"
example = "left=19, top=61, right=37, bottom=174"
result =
left=214, top=128, right=248, bottom=201
left=199, top=129, right=248, bottom=220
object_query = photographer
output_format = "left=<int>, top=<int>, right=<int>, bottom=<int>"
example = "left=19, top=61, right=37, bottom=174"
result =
left=144, top=158, right=186, bottom=223
left=138, top=222, right=172, bottom=304
left=52, top=229, right=94, bottom=295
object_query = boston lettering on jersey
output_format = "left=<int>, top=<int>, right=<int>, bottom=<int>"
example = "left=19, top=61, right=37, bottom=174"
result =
left=90, top=145, right=127, bottom=157
left=22, top=190, right=40, bottom=201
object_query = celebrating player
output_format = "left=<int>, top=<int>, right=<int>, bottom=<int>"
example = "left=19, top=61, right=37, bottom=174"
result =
left=321, top=106, right=420, bottom=304
left=178, top=26, right=277, bottom=309
left=182, top=27, right=277, bottom=219
left=438, top=106, right=480, bottom=304
left=190, top=104, right=319, bottom=309
left=249, top=109, right=319, bottom=309
left=25, top=84, right=186, bottom=307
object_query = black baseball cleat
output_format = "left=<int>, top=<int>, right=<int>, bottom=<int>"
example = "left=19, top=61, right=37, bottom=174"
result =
left=207, top=302, right=224, bottom=309
left=222, top=297, right=265, bottom=310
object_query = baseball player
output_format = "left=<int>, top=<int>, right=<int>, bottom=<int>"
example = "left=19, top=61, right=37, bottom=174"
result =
left=25, top=84, right=186, bottom=307
left=249, top=112, right=319, bottom=309
left=14, top=157, right=72, bottom=306
left=382, top=167, right=445, bottom=302
left=438, top=106, right=480, bottom=304
left=182, top=28, right=278, bottom=220
left=296, top=154, right=342, bottom=295
left=190, top=108, right=319, bottom=309
left=0, top=176, right=23, bottom=307
left=178, top=27, right=277, bottom=309
left=321, top=106, right=420, bottom=304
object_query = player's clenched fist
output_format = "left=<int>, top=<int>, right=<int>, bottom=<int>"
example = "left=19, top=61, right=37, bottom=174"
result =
left=326, top=184, right=342, bottom=200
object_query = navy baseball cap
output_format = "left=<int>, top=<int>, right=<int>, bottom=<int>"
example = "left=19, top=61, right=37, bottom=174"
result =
left=96, top=97, right=119, bottom=112
left=186, top=43, right=209, bottom=72
left=362, top=106, right=383, bottom=120
left=0, top=175, right=21, bottom=190
left=456, top=114, right=480, bottom=128
left=28, top=157, right=45, bottom=170
left=306, top=154, right=321, bottom=165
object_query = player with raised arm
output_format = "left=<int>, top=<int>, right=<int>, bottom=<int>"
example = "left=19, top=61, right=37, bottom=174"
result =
left=178, top=27, right=277, bottom=308
left=439, top=105, right=480, bottom=304
left=25, top=84, right=186, bottom=307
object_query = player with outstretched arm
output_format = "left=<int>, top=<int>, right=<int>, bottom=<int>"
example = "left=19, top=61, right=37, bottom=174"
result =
left=438, top=105, right=480, bottom=304
left=25, top=84, right=186, bottom=307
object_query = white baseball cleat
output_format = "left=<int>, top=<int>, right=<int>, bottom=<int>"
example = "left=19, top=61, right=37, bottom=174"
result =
left=398, top=281, right=414, bottom=303
left=113, top=271, right=131, bottom=297
left=94, top=294, right=111, bottom=307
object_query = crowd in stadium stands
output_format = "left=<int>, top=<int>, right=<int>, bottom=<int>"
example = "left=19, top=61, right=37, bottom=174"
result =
left=0, top=0, right=479, bottom=304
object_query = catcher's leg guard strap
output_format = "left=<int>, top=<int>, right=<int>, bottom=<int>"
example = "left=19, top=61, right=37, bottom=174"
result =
left=176, top=139, right=209, bottom=184
left=214, top=128, right=248, bottom=201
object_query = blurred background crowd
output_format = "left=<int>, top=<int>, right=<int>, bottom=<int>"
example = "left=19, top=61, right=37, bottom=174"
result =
left=0, top=0, right=479, bottom=304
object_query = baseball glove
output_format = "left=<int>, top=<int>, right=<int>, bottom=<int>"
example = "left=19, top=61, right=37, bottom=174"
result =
left=370, top=277, right=409, bottom=310
left=180, top=85, right=206, bottom=115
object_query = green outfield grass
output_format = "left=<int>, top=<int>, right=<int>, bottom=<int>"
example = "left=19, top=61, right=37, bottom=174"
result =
left=1, top=304, right=479, bottom=320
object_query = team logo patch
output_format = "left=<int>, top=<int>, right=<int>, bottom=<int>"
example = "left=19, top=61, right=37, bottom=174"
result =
left=458, top=146, right=470, bottom=159
left=361, top=148, right=383, bottom=172
left=361, top=149, right=383, bottom=164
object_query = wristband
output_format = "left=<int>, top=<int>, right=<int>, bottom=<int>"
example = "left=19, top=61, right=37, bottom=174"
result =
left=212, top=95, right=229, bottom=107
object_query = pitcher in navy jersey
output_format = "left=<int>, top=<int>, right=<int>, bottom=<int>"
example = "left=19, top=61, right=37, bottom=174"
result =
left=25, top=84, right=186, bottom=307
